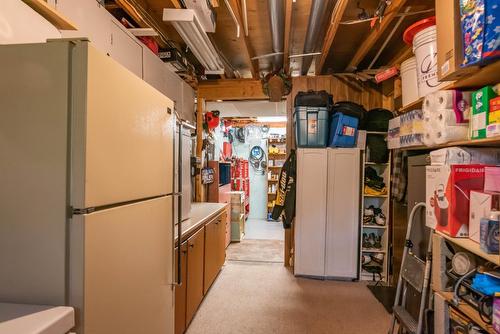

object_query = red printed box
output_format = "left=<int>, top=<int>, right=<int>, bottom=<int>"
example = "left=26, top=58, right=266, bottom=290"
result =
left=426, top=164, right=489, bottom=237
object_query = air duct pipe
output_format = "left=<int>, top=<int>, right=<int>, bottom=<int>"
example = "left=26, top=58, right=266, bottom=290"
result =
left=301, top=0, right=334, bottom=75
left=268, top=0, right=285, bottom=71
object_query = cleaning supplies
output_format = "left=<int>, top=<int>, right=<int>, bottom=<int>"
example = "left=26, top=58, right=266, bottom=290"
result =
left=480, top=210, right=500, bottom=254
left=472, top=86, right=497, bottom=139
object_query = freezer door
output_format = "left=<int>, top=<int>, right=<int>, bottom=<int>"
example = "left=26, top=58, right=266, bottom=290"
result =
left=69, top=196, right=174, bottom=334
left=325, top=149, right=360, bottom=279
left=71, top=43, right=174, bottom=209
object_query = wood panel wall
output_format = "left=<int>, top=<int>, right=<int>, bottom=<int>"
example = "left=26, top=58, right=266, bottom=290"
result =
left=284, top=75, right=389, bottom=269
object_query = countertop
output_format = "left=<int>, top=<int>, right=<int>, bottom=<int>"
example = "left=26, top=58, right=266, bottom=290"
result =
left=175, top=202, right=228, bottom=242
left=0, top=303, right=74, bottom=334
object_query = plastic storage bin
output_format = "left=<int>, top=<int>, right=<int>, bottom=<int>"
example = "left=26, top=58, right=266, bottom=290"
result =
left=328, top=112, right=359, bottom=148
left=294, top=106, right=329, bottom=148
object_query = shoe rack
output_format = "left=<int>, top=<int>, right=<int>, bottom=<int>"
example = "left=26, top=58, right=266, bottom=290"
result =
left=359, top=132, right=391, bottom=283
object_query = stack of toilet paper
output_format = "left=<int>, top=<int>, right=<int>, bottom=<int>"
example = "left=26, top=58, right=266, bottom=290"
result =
left=422, top=90, right=471, bottom=147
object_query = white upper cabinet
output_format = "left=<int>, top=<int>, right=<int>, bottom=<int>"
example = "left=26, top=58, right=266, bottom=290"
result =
left=182, top=81, right=196, bottom=125
left=109, top=21, right=143, bottom=77
left=56, top=0, right=112, bottom=55
left=0, top=0, right=61, bottom=44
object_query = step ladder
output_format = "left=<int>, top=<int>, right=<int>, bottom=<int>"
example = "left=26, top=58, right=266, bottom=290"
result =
left=389, top=202, right=433, bottom=334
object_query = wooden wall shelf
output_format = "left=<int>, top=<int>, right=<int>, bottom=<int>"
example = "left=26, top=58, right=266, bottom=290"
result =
left=397, top=135, right=500, bottom=151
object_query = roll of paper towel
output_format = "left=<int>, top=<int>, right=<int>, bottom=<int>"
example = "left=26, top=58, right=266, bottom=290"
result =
left=434, top=90, right=471, bottom=123
left=433, top=109, right=468, bottom=145
left=423, top=108, right=436, bottom=146
left=423, top=92, right=437, bottom=112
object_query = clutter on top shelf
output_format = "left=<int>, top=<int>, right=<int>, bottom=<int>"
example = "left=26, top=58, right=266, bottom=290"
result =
left=430, top=147, right=500, bottom=166
left=399, top=109, right=423, bottom=148
left=460, top=0, right=500, bottom=66
left=400, top=57, right=419, bottom=106
left=403, top=16, right=450, bottom=97
left=485, top=166, right=500, bottom=192
left=436, top=0, right=480, bottom=81
left=469, top=191, right=500, bottom=243
left=328, top=112, right=358, bottom=148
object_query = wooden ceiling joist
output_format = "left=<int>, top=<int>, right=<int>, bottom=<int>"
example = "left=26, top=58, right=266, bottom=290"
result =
left=198, top=79, right=267, bottom=101
left=315, top=0, right=349, bottom=75
left=283, top=0, right=293, bottom=72
left=231, top=0, right=258, bottom=78
left=346, top=0, right=408, bottom=72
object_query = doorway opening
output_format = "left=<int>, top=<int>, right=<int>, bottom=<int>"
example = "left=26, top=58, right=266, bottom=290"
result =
left=207, top=100, right=287, bottom=263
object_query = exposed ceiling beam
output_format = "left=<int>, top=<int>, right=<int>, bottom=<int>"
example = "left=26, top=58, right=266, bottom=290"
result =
left=315, top=0, right=349, bottom=75
left=170, top=0, right=182, bottom=9
left=232, top=0, right=258, bottom=78
left=198, top=79, right=267, bottom=100
left=346, top=0, right=409, bottom=72
left=283, top=0, right=293, bottom=72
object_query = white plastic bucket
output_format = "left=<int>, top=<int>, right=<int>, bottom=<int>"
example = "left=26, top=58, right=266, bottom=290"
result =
left=400, top=57, right=419, bottom=106
left=412, top=25, right=447, bottom=97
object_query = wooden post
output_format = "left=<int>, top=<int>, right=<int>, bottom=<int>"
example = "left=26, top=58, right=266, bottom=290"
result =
left=195, top=97, right=205, bottom=202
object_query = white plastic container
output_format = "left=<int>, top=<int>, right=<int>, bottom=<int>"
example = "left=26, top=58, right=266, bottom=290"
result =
left=412, top=25, right=447, bottom=97
left=400, top=57, right=419, bottom=106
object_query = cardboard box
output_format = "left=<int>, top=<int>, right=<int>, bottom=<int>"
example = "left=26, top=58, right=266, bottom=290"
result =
left=485, top=167, right=500, bottom=192
left=472, top=86, right=497, bottom=139
left=489, top=96, right=500, bottom=124
left=426, top=164, right=488, bottom=236
left=469, top=191, right=500, bottom=243
left=436, top=0, right=478, bottom=81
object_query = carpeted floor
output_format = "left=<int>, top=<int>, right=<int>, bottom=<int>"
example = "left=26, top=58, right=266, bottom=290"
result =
left=226, top=239, right=284, bottom=263
left=187, top=261, right=391, bottom=334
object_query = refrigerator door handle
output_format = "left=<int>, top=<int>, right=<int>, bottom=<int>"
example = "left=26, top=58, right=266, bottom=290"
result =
left=172, top=120, right=183, bottom=287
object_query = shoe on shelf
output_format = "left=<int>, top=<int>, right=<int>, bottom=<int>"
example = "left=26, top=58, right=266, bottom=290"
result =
left=371, top=253, right=384, bottom=265
left=363, top=215, right=374, bottom=224
left=364, top=205, right=375, bottom=216
left=374, top=212, right=386, bottom=226
left=362, top=254, right=372, bottom=265
left=362, top=233, right=371, bottom=248
left=372, top=234, right=382, bottom=249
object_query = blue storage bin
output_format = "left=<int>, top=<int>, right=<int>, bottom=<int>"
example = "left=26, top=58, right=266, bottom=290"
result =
left=328, top=112, right=359, bottom=148
left=294, top=106, right=329, bottom=148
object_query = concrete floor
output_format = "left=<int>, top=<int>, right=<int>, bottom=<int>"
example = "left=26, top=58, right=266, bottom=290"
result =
left=245, top=219, right=284, bottom=241
left=187, top=261, right=391, bottom=334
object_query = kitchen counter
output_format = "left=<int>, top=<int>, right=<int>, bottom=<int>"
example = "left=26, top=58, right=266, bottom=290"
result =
left=0, top=303, right=74, bottom=334
left=175, top=202, right=228, bottom=242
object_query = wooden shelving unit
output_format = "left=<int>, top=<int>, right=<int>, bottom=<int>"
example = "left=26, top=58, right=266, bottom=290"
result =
left=399, top=135, right=500, bottom=151
left=267, top=135, right=286, bottom=221
left=398, top=97, right=424, bottom=114
left=435, top=231, right=500, bottom=265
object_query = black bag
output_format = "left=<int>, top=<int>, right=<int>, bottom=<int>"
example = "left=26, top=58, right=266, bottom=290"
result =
left=294, top=90, right=333, bottom=110
left=365, top=108, right=394, bottom=132
left=331, top=101, right=367, bottom=129
left=366, top=135, right=389, bottom=163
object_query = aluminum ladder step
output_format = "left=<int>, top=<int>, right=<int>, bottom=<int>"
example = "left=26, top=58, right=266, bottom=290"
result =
left=393, top=306, right=417, bottom=334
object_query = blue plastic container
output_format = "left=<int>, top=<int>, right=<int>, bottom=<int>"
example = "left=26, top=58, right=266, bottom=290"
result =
left=294, top=106, right=329, bottom=148
left=328, top=112, right=359, bottom=148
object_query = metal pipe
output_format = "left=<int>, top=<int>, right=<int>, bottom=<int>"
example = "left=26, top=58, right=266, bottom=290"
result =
left=367, top=6, right=411, bottom=70
left=224, top=0, right=241, bottom=38
left=289, top=52, right=322, bottom=58
left=241, top=0, right=249, bottom=36
left=268, top=0, right=285, bottom=70
left=301, top=0, right=334, bottom=75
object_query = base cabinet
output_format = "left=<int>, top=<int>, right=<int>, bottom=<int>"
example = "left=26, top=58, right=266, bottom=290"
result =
left=175, top=242, right=188, bottom=334
left=186, top=227, right=205, bottom=326
left=204, top=212, right=226, bottom=294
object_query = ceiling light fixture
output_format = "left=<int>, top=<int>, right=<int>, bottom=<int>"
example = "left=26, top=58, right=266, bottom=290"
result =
left=163, top=9, right=224, bottom=73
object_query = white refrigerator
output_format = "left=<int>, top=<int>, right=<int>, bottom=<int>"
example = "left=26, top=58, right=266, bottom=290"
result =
left=0, top=40, right=175, bottom=334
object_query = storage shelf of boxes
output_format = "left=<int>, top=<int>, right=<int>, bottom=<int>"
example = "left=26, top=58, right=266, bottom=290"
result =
left=231, top=159, right=250, bottom=219
left=229, top=191, right=246, bottom=242
left=359, top=131, right=391, bottom=283
left=388, top=3, right=500, bottom=330
left=267, top=135, right=286, bottom=221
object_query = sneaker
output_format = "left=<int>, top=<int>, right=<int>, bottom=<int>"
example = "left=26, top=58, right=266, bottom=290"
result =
left=374, top=212, right=386, bottom=226
left=371, top=253, right=384, bottom=265
left=362, top=254, right=372, bottom=265
left=362, top=233, right=371, bottom=248
left=364, top=205, right=375, bottom=216
left=363, top=215, right=374, bottom=225
left=372, top=234, right=382, bottom=249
